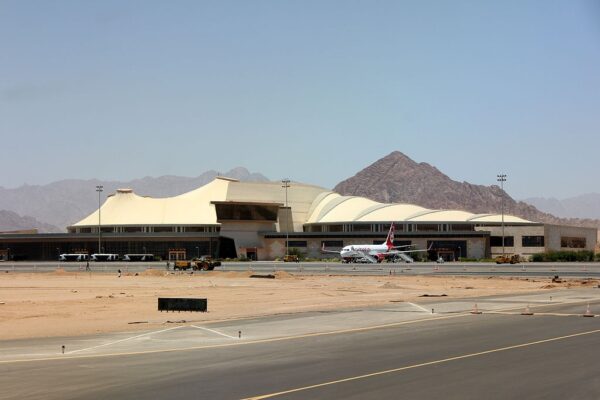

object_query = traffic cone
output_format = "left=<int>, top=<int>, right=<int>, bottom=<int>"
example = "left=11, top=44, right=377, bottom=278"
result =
left=521, top=304, right=533, bottom=315
left=471, top=304, right=482, bottom=314
left=583, top=303, right=594, bottom=317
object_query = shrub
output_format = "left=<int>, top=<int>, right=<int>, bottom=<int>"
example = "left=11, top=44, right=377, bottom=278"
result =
left=530, top=251, right=594, bottom=262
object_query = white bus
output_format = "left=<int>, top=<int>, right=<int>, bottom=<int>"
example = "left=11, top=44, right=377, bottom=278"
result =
left=59, top=254, right=89, bottom=262
left=123, top=254, right=154, bottom=262
left=91, top=254, right=120, bottom=261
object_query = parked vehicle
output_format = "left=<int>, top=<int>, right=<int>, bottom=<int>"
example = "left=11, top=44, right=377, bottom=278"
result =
left=59, top=254, right=89, bottom=262
left=123, top=254, right=155, bottom=262
left=495, top=254, right=521, bottom=264
left=174, top=256, right=221, bottom=271
left=91, top=253, right=119, bottom=261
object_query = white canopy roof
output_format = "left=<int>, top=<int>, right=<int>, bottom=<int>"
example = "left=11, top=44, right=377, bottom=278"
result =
left=72, top=178, right=532, bottom=228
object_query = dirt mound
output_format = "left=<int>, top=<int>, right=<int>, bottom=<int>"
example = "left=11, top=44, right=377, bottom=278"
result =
left=540, top=284, right=556, bottom=289
left=274, top=271, right=294, bottom=279
left=211, top=271, right=253, bottom=278
left=380, top=282, right=401, bottom=289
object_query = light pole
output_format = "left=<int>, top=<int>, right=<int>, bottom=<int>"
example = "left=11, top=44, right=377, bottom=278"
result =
left=96, top=185, right=103, bottom=253
left=497, top=174, right=507, bottom=257
left=281, top=179, right=291, bottom=256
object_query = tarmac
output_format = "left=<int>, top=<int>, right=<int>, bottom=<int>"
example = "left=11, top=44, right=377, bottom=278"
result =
left=1, top=287, right=599, bottom=399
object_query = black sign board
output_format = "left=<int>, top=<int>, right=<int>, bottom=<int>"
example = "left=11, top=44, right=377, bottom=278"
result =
left=158, top=298, right=207, bottom=312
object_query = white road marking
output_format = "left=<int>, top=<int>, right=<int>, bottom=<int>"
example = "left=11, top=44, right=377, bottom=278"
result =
left=3, top=298, right=598, bottom=364
left=244, top=328, right=600, bottom=399
left=190, top=325, right=238, bottom=339
left=66, top=326, right=184, bottom=354
left=407, top=302, right=432, bottom=314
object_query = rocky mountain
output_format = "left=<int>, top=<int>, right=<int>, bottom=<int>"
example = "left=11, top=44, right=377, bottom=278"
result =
left=334, top=151, right=600, bottom=229
left=523, top=194, right=600, bottom=220
left=0, top=210, right=61, bottom=233
left=0, top=167, right=269, bottom=232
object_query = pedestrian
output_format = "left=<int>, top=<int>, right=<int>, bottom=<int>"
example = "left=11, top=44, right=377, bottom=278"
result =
left=118, top=269, right=122, bottom=278
left=166, top=261, right=170, bottom=271
left=86, top=261, right=90, bottom=271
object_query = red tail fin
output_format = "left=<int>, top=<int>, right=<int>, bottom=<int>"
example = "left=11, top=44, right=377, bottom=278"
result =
left=385, top=224, right=395, bottom=250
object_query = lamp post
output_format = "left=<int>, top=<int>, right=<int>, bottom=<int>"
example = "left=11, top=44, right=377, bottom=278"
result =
left=497, top=174, right=507, bottom=257
left=281, top=179, right=291, bottom=256
left=96, top=185, right=103, bottom=253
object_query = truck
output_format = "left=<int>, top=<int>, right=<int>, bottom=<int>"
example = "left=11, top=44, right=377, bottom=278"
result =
left=174, top=256, right=221, bottom=271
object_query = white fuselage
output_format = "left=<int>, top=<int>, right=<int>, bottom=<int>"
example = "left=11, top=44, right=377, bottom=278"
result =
left=340, top=244, right=389, bottom=259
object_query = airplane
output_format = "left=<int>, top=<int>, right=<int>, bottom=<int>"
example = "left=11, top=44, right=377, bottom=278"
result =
left=321, top=224, right=431, bottom=264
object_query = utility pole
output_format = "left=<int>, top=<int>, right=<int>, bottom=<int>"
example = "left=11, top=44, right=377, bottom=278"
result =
left=496, top=174, right=507, bottom=257
left=96, top=185, right=103, bottom=253
left=281, top=179, right=291, bottom=256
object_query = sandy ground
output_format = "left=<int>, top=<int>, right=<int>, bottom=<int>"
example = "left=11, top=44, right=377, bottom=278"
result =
left=0, top=269, right=596, bottom=341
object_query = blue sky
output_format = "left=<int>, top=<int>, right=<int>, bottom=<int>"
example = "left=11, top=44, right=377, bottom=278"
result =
left=1, top=0, right=599, bottom=199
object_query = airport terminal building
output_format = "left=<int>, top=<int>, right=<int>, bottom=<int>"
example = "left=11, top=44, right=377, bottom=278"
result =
left=0, top=177, right=596, bottom=261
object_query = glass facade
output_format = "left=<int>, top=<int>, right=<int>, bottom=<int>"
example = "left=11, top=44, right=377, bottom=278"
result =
left=561, top=237, right=586, bottom=249
left=322, top=240, right=343, bottom=248
left=287, top=240, right=307, bottom=248
left=490, top=236, right=514, bottom=247
left=215, top=204, right=279, bottom=221
left=0, top=237, right=230, bottom=261
left=522, top=236, right=545, bottom=247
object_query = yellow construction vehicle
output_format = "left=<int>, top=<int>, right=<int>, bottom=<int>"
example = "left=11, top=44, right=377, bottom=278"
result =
left=495, top=254, right=521, bottom=264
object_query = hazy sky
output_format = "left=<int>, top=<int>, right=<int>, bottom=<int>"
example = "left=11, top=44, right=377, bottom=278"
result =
left=1, top=1, right=599, bottom=199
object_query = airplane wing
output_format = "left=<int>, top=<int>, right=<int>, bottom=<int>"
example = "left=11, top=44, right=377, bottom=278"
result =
left=321, top=244, right=341, bottom=254
left=382, top=243, right=433, bottom=256
left=390, top=244, right=415, bottom=249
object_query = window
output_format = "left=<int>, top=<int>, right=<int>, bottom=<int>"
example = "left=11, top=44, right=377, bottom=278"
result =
left=561, top=237, right=586, bottom=249
left=304, top=225, right=323, bottom=233
left=287, top=241, right=307, bottom=248
left=451, top=224, right=474, bottom=232
left=215, top=204, right=279, bottom=221
left=490, top=236, right=514, bottom=247
left=522, top=236, right=545, bottom=247
left=184, top=227, right=206, bottom=233
left=352, top=224, right=372, bottom=232
left=322, top=240, right=343, bottom=248
left=123, top=226, right=143, bottom=233
left=327, top=225, right=343, bottom=232
left=416, top=224, right=438, bottom=232
left=154, top=226, right=174, bottom=233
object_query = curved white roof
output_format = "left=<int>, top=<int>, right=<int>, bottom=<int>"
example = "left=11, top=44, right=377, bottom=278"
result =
left=72, top=178, right=533, bottom=228
left=73, top=178, right=230, bottom=226
left=305, top=192, right=532, bottom=225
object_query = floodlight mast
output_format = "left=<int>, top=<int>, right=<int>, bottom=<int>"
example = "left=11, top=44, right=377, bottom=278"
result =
left=95, top=185, right=104, bottom=254
left=281, top=179, right=291, bottom=257
left=496, top=174, right=507, bottom=257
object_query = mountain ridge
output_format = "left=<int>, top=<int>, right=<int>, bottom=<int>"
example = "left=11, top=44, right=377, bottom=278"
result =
left=334, top=151, right=600, bottom=229
left=0, top=167, right=269, bottom=232
left=523, top=193, right=600, bottom=220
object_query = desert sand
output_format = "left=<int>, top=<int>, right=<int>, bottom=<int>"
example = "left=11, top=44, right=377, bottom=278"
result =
left=0, top=269, right=592, bottom=341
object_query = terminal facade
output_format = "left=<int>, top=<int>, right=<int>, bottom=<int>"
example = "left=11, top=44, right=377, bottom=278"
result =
left=0, top=177, right=596, bottom=261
